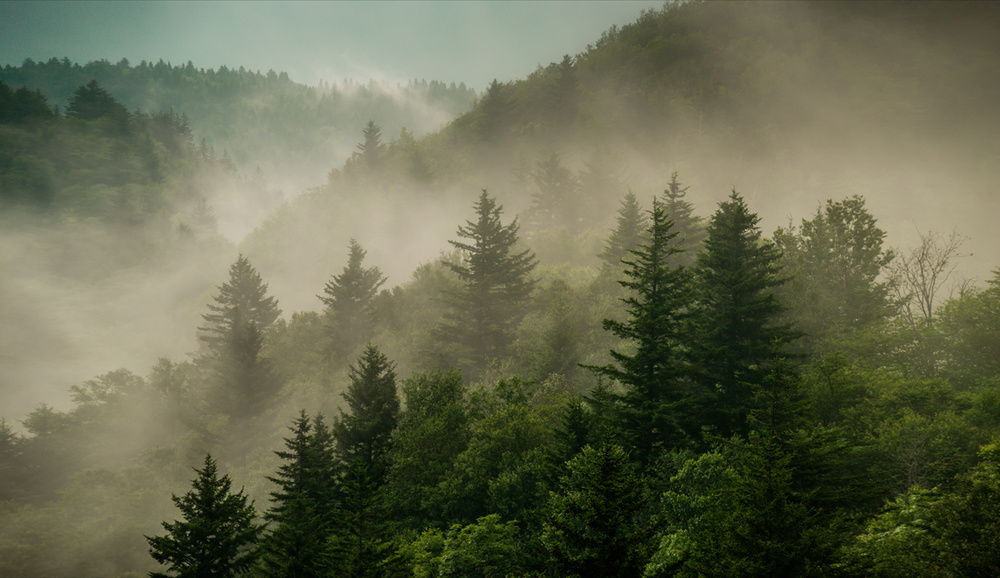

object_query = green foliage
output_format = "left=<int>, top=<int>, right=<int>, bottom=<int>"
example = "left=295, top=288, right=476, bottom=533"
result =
left=587, top=199, right=696, bottom=461
left=319, top=240, right=387, bottom=362
left=385, top=370, right=470, bottom=528
left=146, top=454, right=264, bottom=577
left=261, top=412, right=337, bottom=577
left=436, top=191, right=537, bottom=376
left=774, top=195, right=896, bottom=348
left=405, top=514, right=527, bottom=578
left=692, top=190, right=796, bottom=437
left=197, top=254, right=282, bottom=422
left=542, top=442, right=653, bottom=577
left=334, top=345, right=400, bottom=479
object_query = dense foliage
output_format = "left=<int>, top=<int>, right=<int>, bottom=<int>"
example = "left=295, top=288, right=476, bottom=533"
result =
left=2, top=1, right=1000, bottom=576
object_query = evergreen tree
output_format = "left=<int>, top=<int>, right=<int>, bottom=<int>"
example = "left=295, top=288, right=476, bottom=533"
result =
left=660, top=171, right=705, bottom=267
left=146, top=454, right=264, bottom=578
left=542, top=443, right=653, bottom=577
left=65, top=79, right=130, bottom=131
left=475, top=79, right=515, bottom=144
left=319, top=240, right=386, bottom=361
left=198, top=254, right=282, bottom=422
left=692, top=190, right=797, bottom=437
left=262, top=412, right=337, bottom=577
left=357, top=120, right=385, bottom=169
left=384, top=370, right=470, bottom=528
left=598, top=190, right=647, bottom=272
left=334, top=344, right=400, bottom=481
left=587, top=199, right=696, bottom=462
left=436, top=190, right=537, bottom=375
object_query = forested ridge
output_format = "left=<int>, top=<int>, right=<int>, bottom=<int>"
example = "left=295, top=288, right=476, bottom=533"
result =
left=3, top=1, right=1000, bottom=576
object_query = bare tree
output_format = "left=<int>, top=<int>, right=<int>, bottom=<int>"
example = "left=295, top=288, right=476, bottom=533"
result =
left=892, top=230, right=967, bottom=323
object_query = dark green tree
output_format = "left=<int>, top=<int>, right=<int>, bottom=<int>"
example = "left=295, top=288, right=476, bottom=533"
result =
left=65, top=79, right=130, bottom=130
left=146, top=454, right=264, bottom=578
left=474, top=79, right=515, bottom=144
left=356, top=120, right=385, bottom=170
left=692, top=190, right=797, bottom=437
left=660, top=172, right=705, bottom=267
left=598, top=190, right=647, bottom=272
left=542, top=443, right=653, bottom=577
left=334, top=344, right=400, bottom=481
left=319, top=240, right=386, bottom=361
left=198, top=254, right=282, bottom=421
left=261, top=412, right=337, bottom=577
left=436, top=190, right=537, bottom=375
left=384, top=370, right=470, bottom=528
left=587, top=199, right=696, bottom=462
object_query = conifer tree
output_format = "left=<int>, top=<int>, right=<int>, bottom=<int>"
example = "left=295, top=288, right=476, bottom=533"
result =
left=146, top=454, right=264, bottom=578
left=542, top=443, right=653, bottom=577
left=587, top=199, right=696, bottom=462
left=328, top=346, right=401, bottom=576
left=262, top=412, right=337, bottom=577
left=437, top=190, right=537, bottom=375
left=319, top=239, right=386, bottom=361
left=334, top=345, right=399, bottom=481
left=660, top=171, right=705, bottom=267
left=598, top=191, right=647, bottom=272
left=692, top=191, right=797, bottom=437
left=198, top=254, right=281, bottom=421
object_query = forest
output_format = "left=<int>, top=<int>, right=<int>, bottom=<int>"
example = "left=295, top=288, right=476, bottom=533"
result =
left=2, top=1, right=1000, bottom=576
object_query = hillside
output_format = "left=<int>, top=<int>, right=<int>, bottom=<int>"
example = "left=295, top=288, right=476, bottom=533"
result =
left=3, top=2, right=1000, bottom=576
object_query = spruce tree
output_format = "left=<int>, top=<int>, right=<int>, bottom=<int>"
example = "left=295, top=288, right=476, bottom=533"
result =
left=334, top=344, right=399, bottom=481
left=328, top=346, right=401, bottom=576
left=598, top=190, right=647, bottom=272
left=319, top=239, right=386, bottom=361
left=146, top=454, right=264, bottom=578
left=261, top=412, right=337, bottom=577
left=198, top=254, right=281, bottom=421
left=692, top=190, right=797, bottom=437
left=436, top=190, right=537, bottom=375
left=660, top=171, right=705, bottom=267
left=587, top=199, right=696, bottom=462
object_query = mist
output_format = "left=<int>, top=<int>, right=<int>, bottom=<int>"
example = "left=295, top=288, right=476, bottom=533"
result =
left=2, top=1, right=1000, bottom=575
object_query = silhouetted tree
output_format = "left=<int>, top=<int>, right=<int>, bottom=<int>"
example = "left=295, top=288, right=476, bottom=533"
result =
left=319, top=239, right=386, bottom=361
left=146, top=454, right=264, bottom=578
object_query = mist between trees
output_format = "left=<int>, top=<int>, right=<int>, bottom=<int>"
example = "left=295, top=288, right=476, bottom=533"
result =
left=3, top=1, right=1000, bottom=575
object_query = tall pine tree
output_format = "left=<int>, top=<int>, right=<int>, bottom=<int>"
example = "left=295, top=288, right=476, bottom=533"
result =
left=198, top=254, right=281, bottom=422
left=146, top=454, right=264, bottom=578
left=261, top=412, right=337, bottom=577
left=436, top=190, right=537, bottom=376
left=319, top=239, right=386, bottom=362
left=587, top=199, right=696, bottom=463
left=692, top=190, right=797, bottom=437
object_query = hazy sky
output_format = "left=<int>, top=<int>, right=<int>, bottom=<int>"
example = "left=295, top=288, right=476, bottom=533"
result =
left=1, top=1, right=663, bottom=90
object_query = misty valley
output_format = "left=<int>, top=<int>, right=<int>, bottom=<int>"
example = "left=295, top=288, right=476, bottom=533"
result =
left=3, top=1, right=1000, bottom=576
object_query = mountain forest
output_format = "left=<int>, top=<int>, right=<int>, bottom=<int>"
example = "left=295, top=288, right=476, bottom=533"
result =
left=2, top=1, right=1000, bottom=576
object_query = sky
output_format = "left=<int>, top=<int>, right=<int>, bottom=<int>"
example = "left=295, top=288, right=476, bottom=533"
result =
left=1, top=1, right=664, bottom=91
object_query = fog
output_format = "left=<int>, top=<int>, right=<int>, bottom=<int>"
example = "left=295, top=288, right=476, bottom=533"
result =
left=1, top=1, right=999, bottom=574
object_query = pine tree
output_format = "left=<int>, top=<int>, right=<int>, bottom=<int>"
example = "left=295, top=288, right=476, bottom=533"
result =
left=529, top=152, right=579, bottom=230
left=319, top=240, right=386, bottom=361
left=198, top=254, right=281, bottom=421
left=542, top=443, right=653, bottom=577
left=587, top=199, right=696, bottom=462
left=436, top=190, right=537, bottom=375
left=692, top=190, right=797, bottom=437
left=334, top=345, right=399, bottom=481
left=598, top=191, right=648, bottom=272
left=146, top=454, right=264, bottom=578
left=261, top=412, right=337, bottom=577
left=357, top=120, right=385, bottom=169
left=327, top=346, right=401, bottom=576
left=660, top=171, right=705, bottom=267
